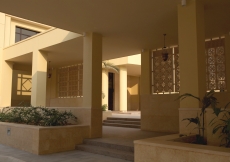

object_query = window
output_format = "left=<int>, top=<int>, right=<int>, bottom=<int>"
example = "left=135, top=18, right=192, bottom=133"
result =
left=58, top=64, right=83, bottom=98
left=205, top=37, right=226, bottom=91
left=151, top=47, right=180, bottom=94
left=15, top=26, right=40, bottom=43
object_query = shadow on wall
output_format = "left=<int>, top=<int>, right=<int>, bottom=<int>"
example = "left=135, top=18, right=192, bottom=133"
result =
left=127, top=76, right=140, bottom=111
left=11, top=68, right=32, bottom=106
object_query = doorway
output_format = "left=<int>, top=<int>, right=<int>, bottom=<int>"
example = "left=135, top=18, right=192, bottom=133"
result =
left=108, top=72, right=114, bottom=110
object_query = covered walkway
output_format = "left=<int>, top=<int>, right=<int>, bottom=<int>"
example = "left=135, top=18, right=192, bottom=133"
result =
left=0, top=126, right=172, bottom=162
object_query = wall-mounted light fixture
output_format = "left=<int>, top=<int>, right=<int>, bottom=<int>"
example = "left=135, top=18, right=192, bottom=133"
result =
left=181, top=0, right=186, bottom=6
left=47, top=61, right=53, bottom=78
left=162, top=34, right=168, bottom=61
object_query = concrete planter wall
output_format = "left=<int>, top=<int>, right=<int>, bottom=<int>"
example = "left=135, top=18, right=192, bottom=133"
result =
left=135, top=134, right=230, bottom=162
left=0, top=122, right=89, bottom=154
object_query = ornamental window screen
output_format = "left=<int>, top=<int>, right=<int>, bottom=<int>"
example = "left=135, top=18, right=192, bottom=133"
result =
left=58, top=64, right=83, bottom=98
left=205, top=37, right=226, bottom=91
left=151, top=47, right=180, bottom=94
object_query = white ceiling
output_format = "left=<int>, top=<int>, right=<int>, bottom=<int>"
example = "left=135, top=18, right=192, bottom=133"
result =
left=0, top=0, right=229, bottom=61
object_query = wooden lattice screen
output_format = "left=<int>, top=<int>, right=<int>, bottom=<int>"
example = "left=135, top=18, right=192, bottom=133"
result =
left=205, top=38, right=226, bottom=91
left=58, top=64, right=83, bottom=97
left=151, top=47, right=180, bottom=94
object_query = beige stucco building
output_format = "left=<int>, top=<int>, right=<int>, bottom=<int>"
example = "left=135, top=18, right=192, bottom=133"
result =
left=0, top=0, right=230, bottom=160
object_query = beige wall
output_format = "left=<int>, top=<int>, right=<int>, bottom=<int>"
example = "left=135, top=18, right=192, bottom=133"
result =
left=0, top=122, right=89, bottom=155
left=10, top=18, right=51, bottom=46
left=141, top=94, right=179, bottom=133
left=127, top=76, right=140, bottom=111
left=11, top=68, right=32, bottom=106
left=46, top=68, right=83, bottom=107
left=114, top=72, right=140, bottom=111
left=135, top=134, right=230, bottom=162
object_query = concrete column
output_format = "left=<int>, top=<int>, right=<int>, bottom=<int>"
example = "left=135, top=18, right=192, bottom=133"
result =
left=140, top=49, right=151, bottom=95
left=178, top=0, right=206, bottom=108
left=31, top=50, right=47, bottom=107
left=119, top=65, right=127, bottom=111
left=83, top=32, right=102, bottom=138
left=0, top=13, right=13, bottom=107
left=102, top=69, right=108, bottom=107
left=0, top=59, right=13, bottom=107
left=225, top=34, right=230, bottom=91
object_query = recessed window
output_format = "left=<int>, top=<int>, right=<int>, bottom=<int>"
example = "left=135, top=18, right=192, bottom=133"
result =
left=15, top=26, right=40, bottom=43
left=151, top=46, right=180, bottom=94
left=58, top=64, right=83, bottom=98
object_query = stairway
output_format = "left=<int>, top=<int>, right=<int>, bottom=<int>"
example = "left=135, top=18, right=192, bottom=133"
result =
left=76, top=139, right=134, bottom=161
left=103, top=117, right=141, bottom=129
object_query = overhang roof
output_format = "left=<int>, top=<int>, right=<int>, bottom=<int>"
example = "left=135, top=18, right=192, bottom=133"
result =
left=0, top=0, right=229, bottom=60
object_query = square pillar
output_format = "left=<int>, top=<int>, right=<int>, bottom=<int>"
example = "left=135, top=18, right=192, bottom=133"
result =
left=83, top=32, right=102, bottom=138
left=31, top=50, right=47, bottom=107
left=102, top=69, right=108, bottom=107
left=178, top=0, right=206, bottom=108
left=119, top=65, right=127, bottom=111
left=225, top=34, right=230, bottom=90
left=0, top=13, right=13, bottom=107
left=140, top=49, right=151, bottom=95
left=0, top=59, right=13, bottom=107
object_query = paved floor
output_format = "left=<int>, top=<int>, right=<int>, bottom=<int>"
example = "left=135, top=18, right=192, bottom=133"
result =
left=100, top=126, right=172, bottom=147
left=0, top=145, right=129, bottom=162
left=0, top=126, right=172, bottom=162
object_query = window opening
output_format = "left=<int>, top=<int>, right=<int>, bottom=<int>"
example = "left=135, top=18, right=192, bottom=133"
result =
left=151, top=46, right=180, bottom=94
left=15, top=26, right=40, bottom=43
left=58, top=64, right=83, bottom=98
left=205, top=37, right=226, bottom=92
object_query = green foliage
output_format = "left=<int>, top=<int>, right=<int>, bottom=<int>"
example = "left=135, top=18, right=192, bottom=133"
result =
left=0, top=106, right=77, bottom=126
left=177, top=90, right=230, bottom=147
left=101, top=104, right=108, bottom=111
left=102, top=61, right=119, bottom=73
left=176, top=90, right=217, bottom=144
left=102, top=92, right=105, bottom=99
left=210, top=102, right=230, bottom=147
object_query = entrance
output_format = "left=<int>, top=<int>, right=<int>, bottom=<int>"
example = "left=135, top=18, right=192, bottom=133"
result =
left=108, top=72, right=114, bottom=110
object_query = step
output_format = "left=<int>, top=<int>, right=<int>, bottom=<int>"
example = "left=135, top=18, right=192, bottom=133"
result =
left=76, top=144, right=134, bottom=161
left=83, top=139, right=134, bottom=152
left=107, top=117, right=141, bottom=121
left=103, top=120, right=140, bottom=125
left=103, top=122, right=140, bottom=128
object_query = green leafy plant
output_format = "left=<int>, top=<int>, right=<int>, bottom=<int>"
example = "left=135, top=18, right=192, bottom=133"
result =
left=102, top=61, right=119, bottom=73
left=0, top=106, right=77, bottom=126
left=176, top=90, right=217, bottom=144
left=210, top=102, right=230, bottom=147
left=101, top=104, right=108, bottom=111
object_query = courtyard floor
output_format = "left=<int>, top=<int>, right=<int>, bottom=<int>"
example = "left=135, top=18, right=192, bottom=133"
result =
left=0, top=113, right=172, bottom=162
left=0, top=126, right=172, bottom=162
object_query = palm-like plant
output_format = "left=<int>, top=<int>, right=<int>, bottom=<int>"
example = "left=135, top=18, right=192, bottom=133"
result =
left=102, top=61, right=119, bottom=73
left=177, top=90, right=217, bottom=144
left=210, top=102, right=230, bottom=147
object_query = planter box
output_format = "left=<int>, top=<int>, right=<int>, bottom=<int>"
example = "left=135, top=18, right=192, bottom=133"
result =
left=135, top=134, right=230, bottom=162
left=0, top=122, right=89, bottom=154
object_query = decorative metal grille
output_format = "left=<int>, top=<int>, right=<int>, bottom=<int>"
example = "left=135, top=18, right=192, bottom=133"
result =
left=58, top=64, right=83, bottom=98
left=205, top=38, right=226, bottom=91
left=151, top=47, right=180, bottom=94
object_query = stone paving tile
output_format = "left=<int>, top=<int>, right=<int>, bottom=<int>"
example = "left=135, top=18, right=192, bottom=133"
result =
left=0, top=145, right=130, bottom=162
